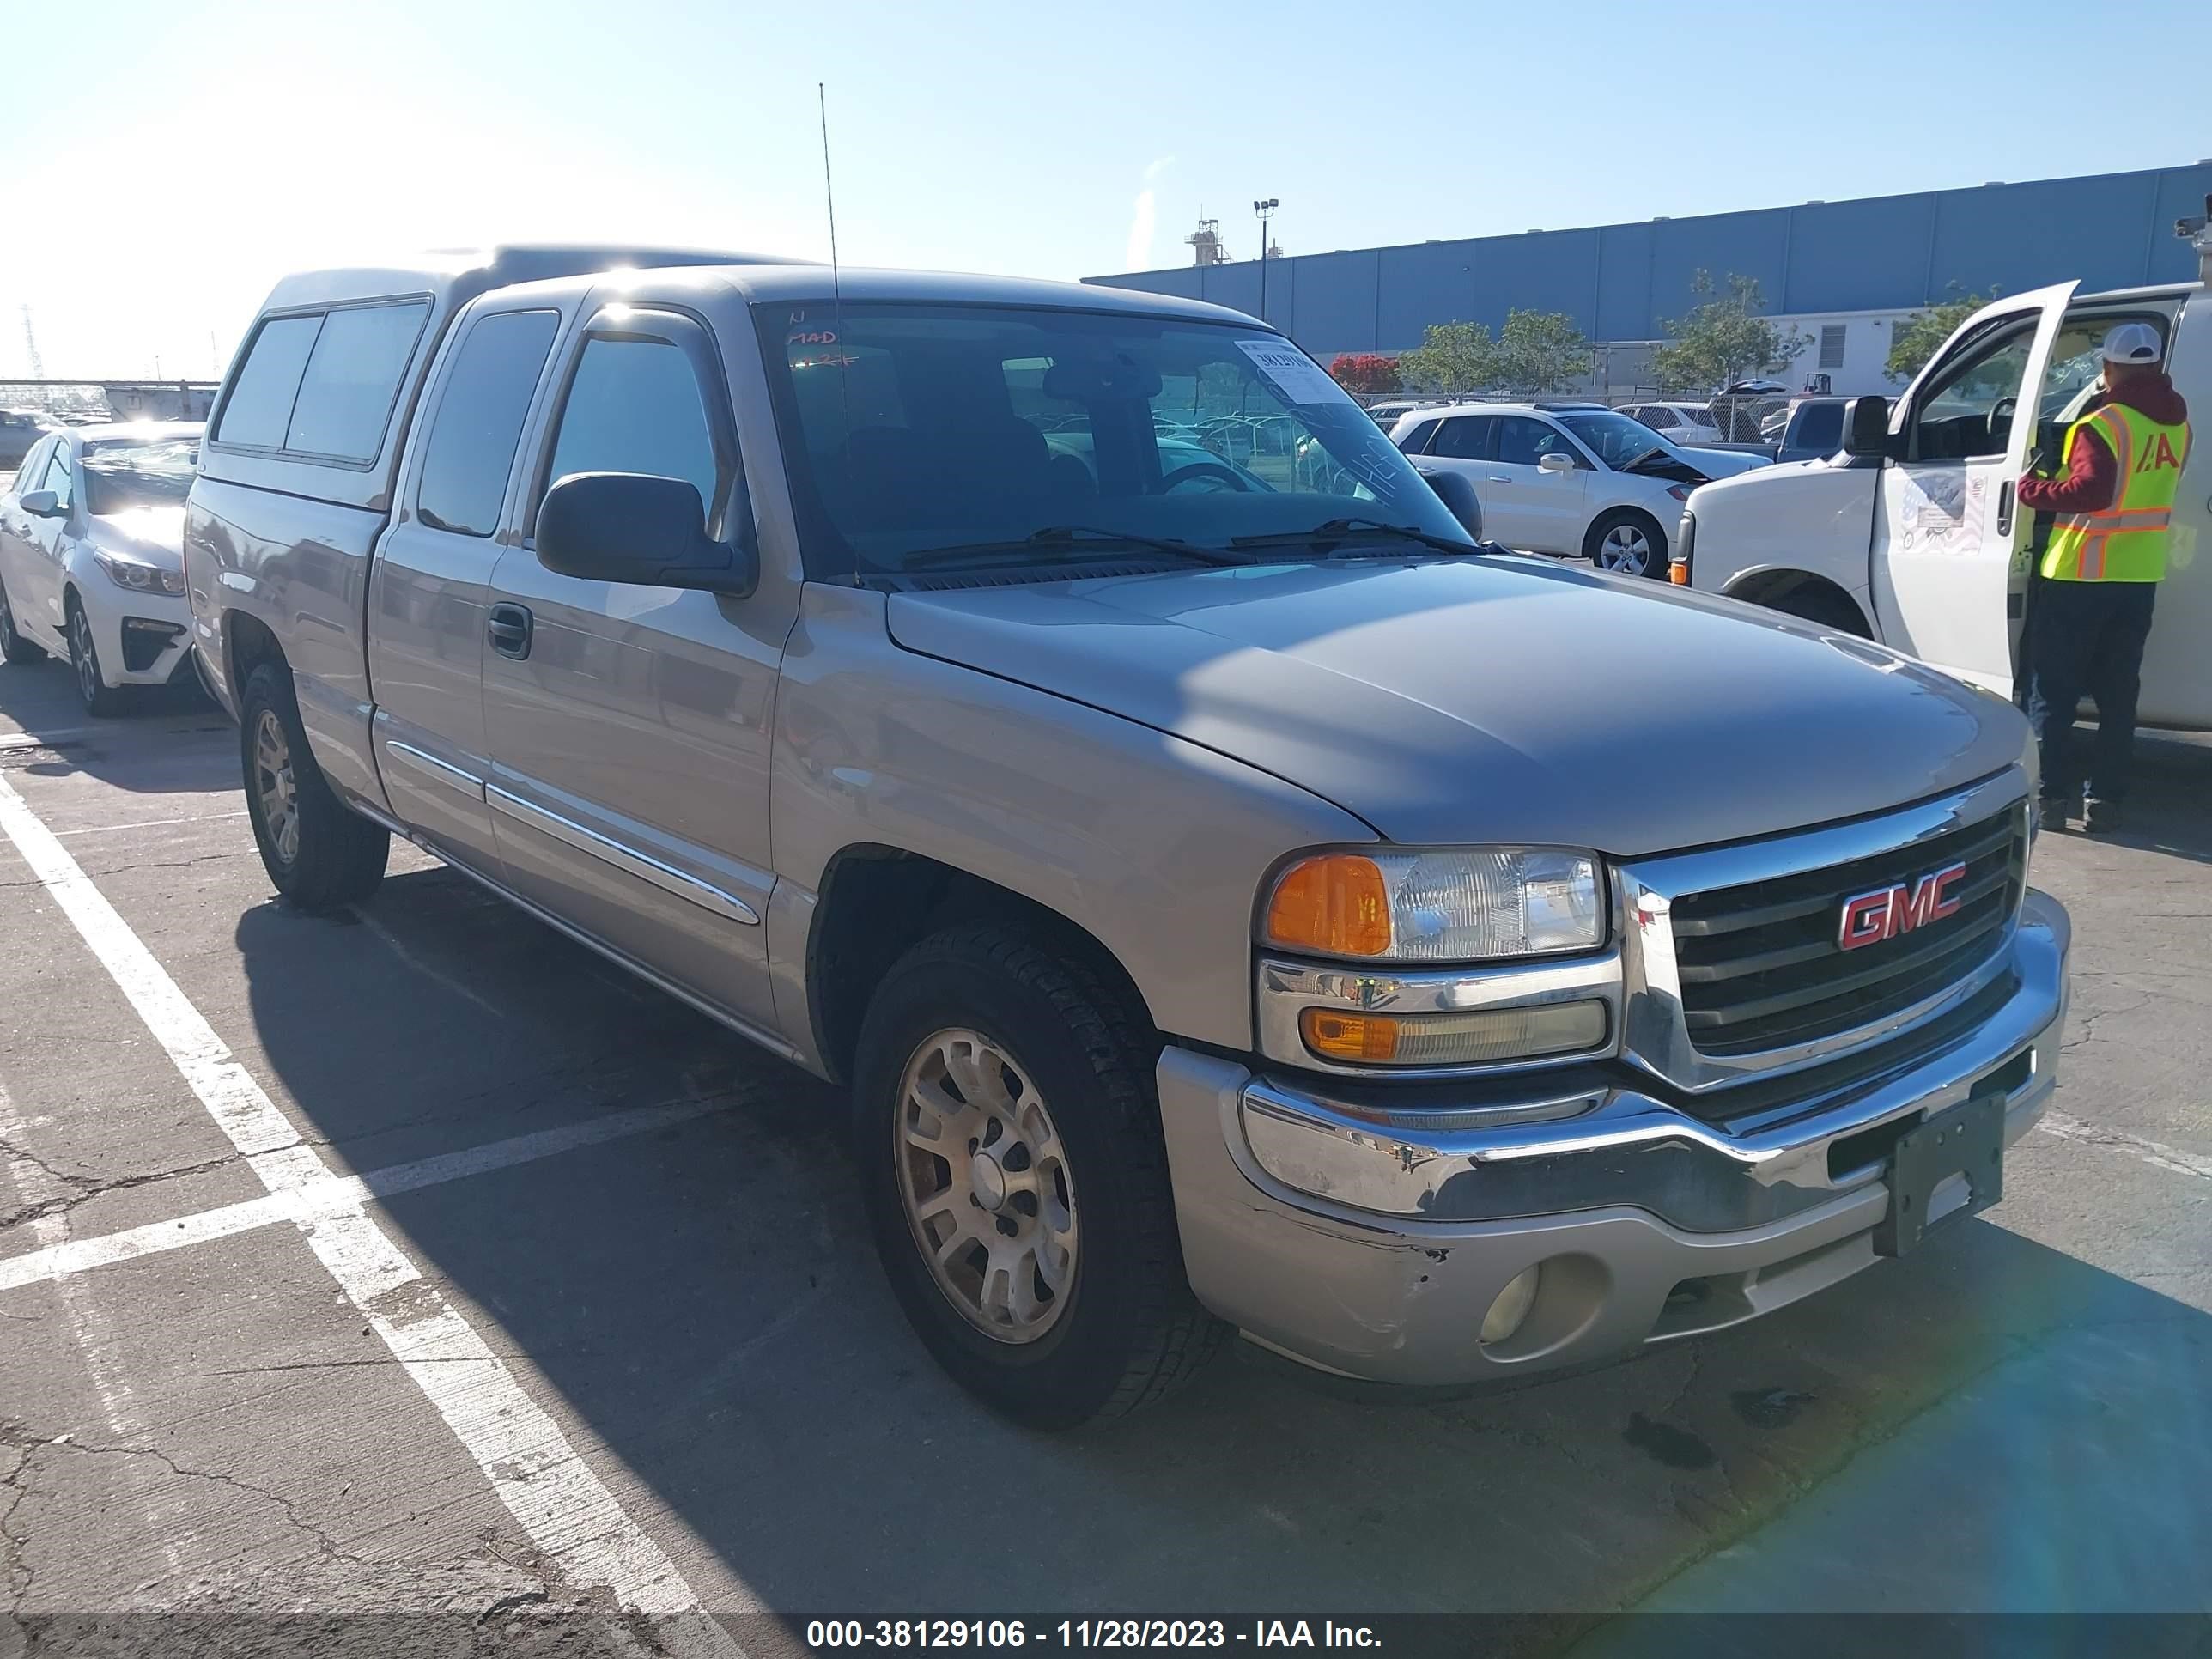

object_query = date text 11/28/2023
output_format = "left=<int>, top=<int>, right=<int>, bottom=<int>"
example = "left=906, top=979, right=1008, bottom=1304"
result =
left=803, top=1621, right=1383, bottom=1650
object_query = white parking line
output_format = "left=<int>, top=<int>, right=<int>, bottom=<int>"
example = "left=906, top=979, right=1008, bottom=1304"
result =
left=52, top=809, right=251, bottom=838
left=0, top=1094, right=732, bottom=1295
left=0, top=729, right=89, bottom=751
left=0, top=770, right=741, bottom=1657
left=2038, top=1109, right=2212, bottom=1181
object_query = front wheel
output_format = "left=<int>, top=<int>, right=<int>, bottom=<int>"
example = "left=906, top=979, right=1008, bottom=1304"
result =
left=1584, top=508, right=1668, bottom=579
left=68, top=603, right=125, bottom=716
left=854, top=923, right=1224, bottom=1427
left=240, top=661, right=389, bottom=912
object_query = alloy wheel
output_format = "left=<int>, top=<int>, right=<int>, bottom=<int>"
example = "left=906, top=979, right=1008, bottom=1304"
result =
left=896, top=1027, right=1078, bottom=1343
left=252, top=709, right=301, bottom=868
left=1599, top=524, right=1653, bottom=575
left=72, top=612, right=100, bottom=703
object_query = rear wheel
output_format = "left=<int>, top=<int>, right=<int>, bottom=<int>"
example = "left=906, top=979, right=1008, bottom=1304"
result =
left=1584, top=508, right=1668, bottom=579
left=240, top=661, right=389, bottom=911
left=67, top=600, right=125, bottom=716
left=854, top=922, right=1224, bottom=1427
left=0, top=577, right=43, bottom=665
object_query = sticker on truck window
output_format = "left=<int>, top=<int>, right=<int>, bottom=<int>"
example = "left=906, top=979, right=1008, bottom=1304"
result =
left=1235, top=339, right=1343, bottom=407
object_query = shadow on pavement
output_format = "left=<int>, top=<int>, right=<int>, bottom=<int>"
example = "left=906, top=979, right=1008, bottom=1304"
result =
left=0, top=656, right=233, bottom=797
left=229, top=863, right=2212, bottom=1630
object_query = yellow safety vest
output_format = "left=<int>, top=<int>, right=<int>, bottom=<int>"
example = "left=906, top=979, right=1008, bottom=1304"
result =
left=2039, top=402, right=2192, bottom=582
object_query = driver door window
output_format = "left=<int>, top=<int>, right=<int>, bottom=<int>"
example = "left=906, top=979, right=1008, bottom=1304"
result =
left=1909, top=326, right=2033, bottom=461
left=542, top=336, right=726, bottom=533
left=1495, top=416, right=1569, bottom=467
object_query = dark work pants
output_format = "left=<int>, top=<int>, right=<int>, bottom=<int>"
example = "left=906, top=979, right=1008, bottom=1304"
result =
left=2023, top=580, right=2159, bottom=803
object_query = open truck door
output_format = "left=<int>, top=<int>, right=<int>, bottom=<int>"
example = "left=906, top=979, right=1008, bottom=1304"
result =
left=1869, top=281, right=2078, bottom=698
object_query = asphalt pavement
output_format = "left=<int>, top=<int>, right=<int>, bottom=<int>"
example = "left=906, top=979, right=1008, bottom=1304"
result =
left=0, top=651, right=2207, bottom=1657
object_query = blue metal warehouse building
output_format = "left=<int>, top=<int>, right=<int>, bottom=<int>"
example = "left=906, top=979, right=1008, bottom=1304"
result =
left=1085, top=164, right=2212, bottom=392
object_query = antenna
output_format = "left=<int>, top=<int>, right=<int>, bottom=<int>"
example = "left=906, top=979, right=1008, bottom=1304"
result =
left=818, top=82, right=859, bottom=586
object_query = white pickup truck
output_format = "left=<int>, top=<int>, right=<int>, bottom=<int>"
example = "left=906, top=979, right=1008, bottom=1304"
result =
left=1678, top=218, right=2211, bottom=731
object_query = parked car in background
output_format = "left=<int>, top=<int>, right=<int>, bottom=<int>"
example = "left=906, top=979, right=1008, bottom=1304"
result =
left=1679, top=263, right=2210, bottom=730
left=1391, top=402, right=1765, bottom=575
left=1619, top=400, right=1727, bottom=447
left=1361, top=398, right=1439, bottom=429
left=186, top=246, right=2067, bottom=1427
left=0, top=421, right=202, bottom=713
left=1, top=408, right=52, bottom=469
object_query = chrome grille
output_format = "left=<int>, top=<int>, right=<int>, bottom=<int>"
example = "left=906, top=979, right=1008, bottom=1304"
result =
left=1668, top=806, right=2027, bottom=1058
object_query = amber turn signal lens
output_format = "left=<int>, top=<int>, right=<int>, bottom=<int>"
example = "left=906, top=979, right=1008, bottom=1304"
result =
left=1667, top=562, right=1690, bottom=586
left=1301, top=1009, right=1402, bottom=1062
left=1300, top=1001, right=1610, bottom=1067
left=1265, top=855, right=1393, bottom=957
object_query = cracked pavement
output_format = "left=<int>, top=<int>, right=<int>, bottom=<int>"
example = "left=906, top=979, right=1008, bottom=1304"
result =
left=0, top=662, right=2208, bottom=1651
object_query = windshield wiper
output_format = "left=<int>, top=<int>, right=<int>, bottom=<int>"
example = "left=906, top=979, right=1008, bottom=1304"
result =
left=1226, top=516, right=1486, bottom=557
left=902, top=525, right=1252, bottom=572
left=1617, top=446, right=1668, bottom=472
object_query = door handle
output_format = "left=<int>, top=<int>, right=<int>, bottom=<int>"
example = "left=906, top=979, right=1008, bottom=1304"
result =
left=487, top=602, right=533, bottom=659
left=1996, top=480, right=2015, bottom=537
left=1487, top=475, right=1511, bottom=483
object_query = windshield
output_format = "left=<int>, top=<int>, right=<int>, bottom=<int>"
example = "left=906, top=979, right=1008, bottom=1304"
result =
left=82, top=437, right=198, bottom=515
left=1557, top=410, right=1668, bottom=468
left=756, top=302, right=1468, bottom=578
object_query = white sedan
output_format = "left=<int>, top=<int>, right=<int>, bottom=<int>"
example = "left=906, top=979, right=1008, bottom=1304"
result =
left=0, top=422, right=201, bottom=714
left=1390, top=403, right=1765, bottom=577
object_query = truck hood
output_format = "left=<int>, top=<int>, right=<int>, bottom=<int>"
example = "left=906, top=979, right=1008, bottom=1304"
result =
left=884, top=558, right=2025, bottom=858
left=86, top=507, right=185, bottom=568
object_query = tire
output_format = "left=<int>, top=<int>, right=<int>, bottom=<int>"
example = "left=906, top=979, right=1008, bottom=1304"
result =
left=0, top=576, right=44, bottom=665
left=853, top=922, right=1225, bottom=1428
left=1584, top=508, right=1668, bottom=579
left=1765, top=585, right=1869, bottom=636
left=66, top=599, right=126, bottom=716
left=239, top=660, right=389, bottom=912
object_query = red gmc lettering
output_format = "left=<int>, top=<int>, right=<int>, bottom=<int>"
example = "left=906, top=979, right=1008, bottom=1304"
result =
left=1837, top=861, right=1967, bottom=951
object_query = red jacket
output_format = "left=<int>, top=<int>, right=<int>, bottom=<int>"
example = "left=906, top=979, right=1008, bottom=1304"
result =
left=2018, top=374, right=2191, bottom=514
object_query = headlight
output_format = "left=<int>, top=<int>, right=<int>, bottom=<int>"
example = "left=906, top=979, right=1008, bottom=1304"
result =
left=1262, top=848, right=1606, bottom=963
left=94, top=549, right=185, bottom=595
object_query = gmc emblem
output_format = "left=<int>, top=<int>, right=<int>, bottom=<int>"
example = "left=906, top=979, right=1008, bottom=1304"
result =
left=1838, top=860, right=1968, bottom=951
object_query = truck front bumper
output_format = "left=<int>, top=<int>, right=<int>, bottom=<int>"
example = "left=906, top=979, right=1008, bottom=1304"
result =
left=1158, top=890, right=2069, bottom=1387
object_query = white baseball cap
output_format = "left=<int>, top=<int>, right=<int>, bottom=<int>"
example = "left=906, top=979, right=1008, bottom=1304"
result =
left=2100, top=322, right=2163, bottom=365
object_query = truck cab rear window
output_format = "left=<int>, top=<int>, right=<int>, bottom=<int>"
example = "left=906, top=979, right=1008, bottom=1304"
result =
left=216, top=299, right=431, bottom=462
left=214, top=315, right=323, bottom=449
left=416, top=309, right=561, bottom=538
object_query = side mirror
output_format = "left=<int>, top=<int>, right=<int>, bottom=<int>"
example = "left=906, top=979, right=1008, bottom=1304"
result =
left=1415, top=465, right=1484, bottom=539
left=1538, top=452, right=1577, bottom=475
left=537, top=471, right=757, bottom=598
left=1842, top=395, right=1893, bottom=459
left=19, top=489, right=61, bottom=518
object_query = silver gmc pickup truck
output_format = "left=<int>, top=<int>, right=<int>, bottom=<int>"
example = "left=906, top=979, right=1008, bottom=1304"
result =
left=185, top=245, right=2070, bottom=1427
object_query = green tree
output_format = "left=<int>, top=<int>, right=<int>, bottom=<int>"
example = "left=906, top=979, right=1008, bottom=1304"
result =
left=1494, top=308, right=1593, bottom=392
left=1650, top=272, right=1808, bottom=394
left=1396, top=321, right=1499, bottom=397
left=1887, top=289, right=1993, bottom=383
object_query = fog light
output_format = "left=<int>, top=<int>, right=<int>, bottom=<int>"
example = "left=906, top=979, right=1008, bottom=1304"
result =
left=1480, top=1266, right=1541, bottom=1345
left=1299, top=1000, right=1607, bottom=1066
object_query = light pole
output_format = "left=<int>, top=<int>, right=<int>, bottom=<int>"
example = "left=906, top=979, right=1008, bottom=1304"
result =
left=1253, top=198, right=1279, bottom=322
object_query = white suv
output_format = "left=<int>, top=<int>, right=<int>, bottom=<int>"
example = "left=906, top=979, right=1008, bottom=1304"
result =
left=1392, top=403, right=1764, bottom=576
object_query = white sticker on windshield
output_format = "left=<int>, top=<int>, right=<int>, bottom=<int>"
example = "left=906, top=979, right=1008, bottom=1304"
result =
left=1235, top=338, right=1343, bottom=406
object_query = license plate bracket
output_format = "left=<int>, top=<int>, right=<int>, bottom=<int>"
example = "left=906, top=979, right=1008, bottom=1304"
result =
left=1875, top=1092, right=2006, bottom=1257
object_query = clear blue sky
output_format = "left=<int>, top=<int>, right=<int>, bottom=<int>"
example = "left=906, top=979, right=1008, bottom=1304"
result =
left=4, top=0, right=2208, bottom=378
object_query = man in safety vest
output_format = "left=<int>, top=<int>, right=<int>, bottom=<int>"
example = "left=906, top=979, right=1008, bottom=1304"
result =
left=2019, top=322, right=2191, bottom=834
